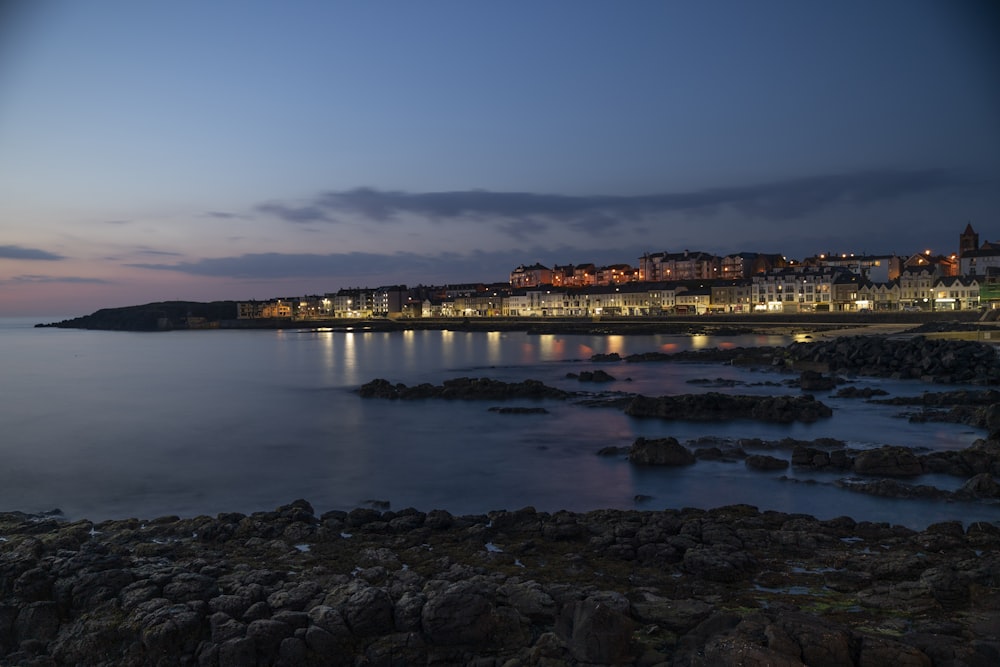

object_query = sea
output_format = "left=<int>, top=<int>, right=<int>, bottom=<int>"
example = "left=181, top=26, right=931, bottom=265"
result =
left=1, top=316, right=996, bottom=529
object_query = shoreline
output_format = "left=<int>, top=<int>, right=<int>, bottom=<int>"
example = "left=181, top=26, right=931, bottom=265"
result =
left=1, top=500, right=997, bottom=665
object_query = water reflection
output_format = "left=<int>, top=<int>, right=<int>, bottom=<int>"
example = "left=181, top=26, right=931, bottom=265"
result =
left=486, top=331, right=502, bottom=367
left=690, top=335, right=710, bottom=349
left=2, top=327, right=992, bottom=527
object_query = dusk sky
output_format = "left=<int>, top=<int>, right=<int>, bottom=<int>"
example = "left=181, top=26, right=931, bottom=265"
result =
left=1, top=1, right=998, bottom=317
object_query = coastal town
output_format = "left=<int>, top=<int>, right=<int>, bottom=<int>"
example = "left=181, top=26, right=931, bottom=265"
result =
left=238, top=224, right=1000, bottom=320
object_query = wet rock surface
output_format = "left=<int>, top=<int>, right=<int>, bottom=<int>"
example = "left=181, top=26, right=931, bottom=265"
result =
left=1, top=501, right=997, bottom=666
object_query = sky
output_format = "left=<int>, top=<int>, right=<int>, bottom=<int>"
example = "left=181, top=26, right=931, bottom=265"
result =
left=1, top=0, right=998, bottom=317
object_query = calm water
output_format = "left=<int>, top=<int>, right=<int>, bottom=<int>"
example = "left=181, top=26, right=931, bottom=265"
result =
left=0, top=317, right=994, bottom=529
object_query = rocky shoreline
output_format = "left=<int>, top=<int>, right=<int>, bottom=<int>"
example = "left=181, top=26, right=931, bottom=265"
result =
left=2, top=498, right=998, bottom=667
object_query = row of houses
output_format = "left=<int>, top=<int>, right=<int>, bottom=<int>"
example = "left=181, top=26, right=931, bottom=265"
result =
left=238, top=265, right=997, bottom=320
left=238, top=224, right=1000, bottom=320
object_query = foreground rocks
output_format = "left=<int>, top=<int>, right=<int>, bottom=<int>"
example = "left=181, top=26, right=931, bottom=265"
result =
left=1, top=501, right=997, bottom=666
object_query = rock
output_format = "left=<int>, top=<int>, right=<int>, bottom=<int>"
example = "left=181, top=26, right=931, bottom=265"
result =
left=682, top=544, right=756, bottom=582
left=420, top=580, right=525, bottom=648
left=853, top=446, right=923, bottom=477
left=625, top=392, right=833, bottom=423
left=498, top=581, right=556, bottom=623
left=959, top=472, right=1000, bottom=498
left=985, top=403, right=1000, bottom=437
left=835, top=385, right=890, bottom=398
left=487, top=406, right=549, bottom=414
left=343, top=585, right=395, bottom=636
left=798, top=370, right=838, bottom=391
left=163, top=572, right=219, bottom=602
left=785, top=335, right=1000, bottom=385
left=357, top=377, right=571, bottom=400
left=628, top=437, right=695, bottom=466
left=576, top=369, right=616, bottom=382
left=556, top=595, right=636, bottom=664
left=630, top=594, right=713, bottom=633
left=745, top=454, right=790, bottom=471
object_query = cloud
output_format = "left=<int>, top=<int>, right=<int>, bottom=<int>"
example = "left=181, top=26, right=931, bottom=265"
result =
left=5, top=274, right=111, bottom=284
left=255, top=202, right=335, bottom=224
left=125, top=246, right=638, bottom=283
left=134, top=249, right=183, bottom=257
left=254, top=168, right=965, bottom=236
left=129, top=252, right=436, bottom=279
left=205, top=211, right=243, bottom=219
left=0, top=245, right=65, bottom=260
left=497, top=219, right=547, bottom=240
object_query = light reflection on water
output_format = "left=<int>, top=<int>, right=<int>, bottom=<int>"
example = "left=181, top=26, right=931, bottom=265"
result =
left=0, top=322, right=994, bottom=528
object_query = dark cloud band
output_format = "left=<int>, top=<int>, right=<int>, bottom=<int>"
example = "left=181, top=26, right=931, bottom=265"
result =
left=253, top=168, right=964, bottom=232
left=0, top=245, right=65, bottom=260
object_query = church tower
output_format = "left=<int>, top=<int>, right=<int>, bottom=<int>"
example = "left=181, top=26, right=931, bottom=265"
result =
left=959, top=223, right=979, bottom=256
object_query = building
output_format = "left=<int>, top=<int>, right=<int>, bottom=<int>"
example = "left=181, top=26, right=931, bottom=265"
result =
left=674, top=287, right=712, bottom=315
left=857, top=280, right=901, bottom=311
left=932, top=276, right=980, bottom=310
left=750, top=267, right=844, bottom=312
left=979, top=268, right=1000, bottom=308
left=831, top=272, right=863, bottom=311
left=903, top=251, right=958, bottom=277
left=639, top=251, right=721, bottom=281
left=897, top=266, right=939, bottom=310
left=710, top=280, right=754, bottom=313
left=509, top=263, right=552, bottom=288
left=372, top=285, right=408, bottom=317
left=595, top=263, right=637, bottom=285
left=959, top=223, right=979, bottom=257
left=805, top=253, right=898, bottom=282
left=330, top=289, right=372, bottom=318
left=961, top=246, right=1000, bottom=277
left=236, top=300, right=293, bottom=319
left=720, top=253, right=786, bottom=279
